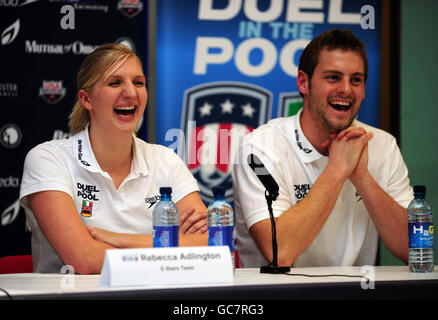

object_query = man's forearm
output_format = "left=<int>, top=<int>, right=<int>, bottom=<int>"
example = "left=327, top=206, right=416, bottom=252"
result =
left=352, top=173, right=408, bottom=263
left=271, top=166, right=347, bottom=265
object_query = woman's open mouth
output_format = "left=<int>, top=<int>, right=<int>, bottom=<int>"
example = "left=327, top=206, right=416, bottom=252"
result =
left=114, top=105, right=136, bottom=116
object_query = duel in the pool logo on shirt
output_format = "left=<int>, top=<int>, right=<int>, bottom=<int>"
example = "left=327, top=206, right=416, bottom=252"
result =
left=77, top=182, right=100, bottom=218
left=294, top=184, right=311, bottom=201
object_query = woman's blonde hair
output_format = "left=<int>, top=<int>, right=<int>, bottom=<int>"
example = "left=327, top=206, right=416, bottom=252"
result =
left=68, top=43, right=141, bottom=134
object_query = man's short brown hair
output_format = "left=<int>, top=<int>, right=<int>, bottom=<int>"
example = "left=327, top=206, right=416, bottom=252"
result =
left=299, top=28, right=368, bottom=82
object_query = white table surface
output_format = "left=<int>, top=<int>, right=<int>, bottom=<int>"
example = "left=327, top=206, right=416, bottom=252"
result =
left=0, top=266, right=437, bottom=299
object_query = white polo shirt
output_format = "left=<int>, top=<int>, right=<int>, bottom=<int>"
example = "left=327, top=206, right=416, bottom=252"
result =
left=19, top=127, right=199, bottom=273
left=232, top=109, right=413, bottom=268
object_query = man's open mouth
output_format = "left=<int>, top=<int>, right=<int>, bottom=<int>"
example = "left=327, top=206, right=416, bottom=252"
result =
left=328, top=100, right=352, bottom=111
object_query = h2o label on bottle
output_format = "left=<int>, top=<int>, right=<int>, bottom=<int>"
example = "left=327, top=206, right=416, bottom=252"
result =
left=153, top=226, right=179, bottom=247
left=408, top=222, right=434, bottom=248
left=208, top=226, right=234, bottom=253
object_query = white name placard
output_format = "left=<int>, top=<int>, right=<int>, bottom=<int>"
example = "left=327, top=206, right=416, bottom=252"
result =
left=99, top=246, right=234, bottom=287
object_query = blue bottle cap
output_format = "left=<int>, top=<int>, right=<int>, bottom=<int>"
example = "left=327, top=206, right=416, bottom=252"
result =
left=212, top=186, right=225, bottom=196
left=159, top=187, right=172, bottom=195
left=413, top=185, right=426, bottom=195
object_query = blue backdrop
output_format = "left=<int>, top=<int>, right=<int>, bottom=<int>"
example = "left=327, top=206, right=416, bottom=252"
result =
left=155, top=0, right=381, bottom=202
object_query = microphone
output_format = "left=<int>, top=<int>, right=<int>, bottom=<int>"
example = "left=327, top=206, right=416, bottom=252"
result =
left=247, top=154, right=279, bottom=200
left=247, top=154, right=290, bottom=274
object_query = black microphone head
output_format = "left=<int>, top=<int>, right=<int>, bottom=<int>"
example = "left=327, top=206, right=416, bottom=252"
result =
left=248, top=154, right=268, bottom=175
left=247, top=154, right=279, bottom=198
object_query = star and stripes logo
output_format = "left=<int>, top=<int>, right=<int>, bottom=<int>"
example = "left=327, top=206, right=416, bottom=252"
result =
left=182, top=82, right=271, bottom=202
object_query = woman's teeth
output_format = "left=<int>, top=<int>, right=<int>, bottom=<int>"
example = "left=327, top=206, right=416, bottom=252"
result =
left=114, top=106, right=136, bottom=115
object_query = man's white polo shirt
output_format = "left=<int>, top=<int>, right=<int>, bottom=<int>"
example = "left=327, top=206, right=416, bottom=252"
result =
left=19, top=128, right=199, bottom=273
left=232, top=109, right=413, bottom=268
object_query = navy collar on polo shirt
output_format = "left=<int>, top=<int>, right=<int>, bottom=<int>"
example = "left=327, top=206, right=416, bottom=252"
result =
left=290, top=108, right=325, bottom=164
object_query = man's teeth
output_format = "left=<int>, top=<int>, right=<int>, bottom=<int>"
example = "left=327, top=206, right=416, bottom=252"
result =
left=331, top=100, right=350, bottom=106
left=329, top=100, right=351, bottom=110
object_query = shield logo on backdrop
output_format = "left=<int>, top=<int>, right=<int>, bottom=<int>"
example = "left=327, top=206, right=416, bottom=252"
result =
left=38, top=80, right=66, bottom=105
left=117, top=0, right=143, bottom=18
left=278, top=92, right=303, bottom=118
left=182, top=82, right=271, bottom=203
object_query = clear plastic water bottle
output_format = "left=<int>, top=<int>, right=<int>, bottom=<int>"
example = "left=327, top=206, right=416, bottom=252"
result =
left=408, top=185, right=435, bottom=272
left=153, top=187, right=179, bottom=248
left=207, top=186, right=235, bottom=268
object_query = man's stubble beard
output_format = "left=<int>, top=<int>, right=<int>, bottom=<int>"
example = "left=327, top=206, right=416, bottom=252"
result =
left=308, top=90, right=358, bottom=135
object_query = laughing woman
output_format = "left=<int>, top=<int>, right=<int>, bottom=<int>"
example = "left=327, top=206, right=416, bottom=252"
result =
left=19, top=43, right=207, bottom=274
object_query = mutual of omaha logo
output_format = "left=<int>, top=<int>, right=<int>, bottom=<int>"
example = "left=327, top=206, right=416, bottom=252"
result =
left=81, top=200, right=93, bottom=218
left=182, top=82, right=271, bottom=202
left=39, top=80, right=66, bottom=104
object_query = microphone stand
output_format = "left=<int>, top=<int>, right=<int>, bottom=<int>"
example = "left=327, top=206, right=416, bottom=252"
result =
left=260, top=189, right=291, bottom=274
